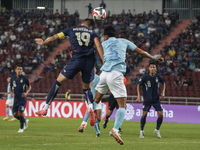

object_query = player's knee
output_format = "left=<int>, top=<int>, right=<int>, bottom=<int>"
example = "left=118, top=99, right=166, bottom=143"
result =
left=13, top=113, right=18, bottom=118
left=158, top=113, right=163, bottom=118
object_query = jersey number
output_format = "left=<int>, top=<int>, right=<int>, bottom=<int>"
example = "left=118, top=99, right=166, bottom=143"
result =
left=75, top=32, right=90, bottom=46
left=110, top=44, right=118, bottom=59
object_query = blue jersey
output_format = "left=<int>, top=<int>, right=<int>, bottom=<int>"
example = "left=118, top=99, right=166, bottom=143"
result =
left=58, top=25, right=98, bottom=58
left=101, top=37, right=137, bottom=73
left=10, top=75, right=30, bottom=101
left=91, top=74, right=100, bottom=98
left=138, top=73, right=164, bottom=103
left=7, top=83, right=14, bottom=100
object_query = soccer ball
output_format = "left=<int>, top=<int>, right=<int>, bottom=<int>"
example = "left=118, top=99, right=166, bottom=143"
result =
left=92, top=7, right=106, bottom=21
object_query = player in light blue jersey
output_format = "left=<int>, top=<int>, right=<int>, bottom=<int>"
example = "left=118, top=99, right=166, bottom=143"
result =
left=94, top=26, right=163, bottom=145
left=78, top=68, right=102, bottom=137
left=3, top=76, right=16, bottom=121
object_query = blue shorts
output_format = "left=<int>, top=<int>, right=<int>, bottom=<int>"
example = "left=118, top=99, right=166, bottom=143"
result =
left=13, top=100, right=27, bottom=113
left=143, top=101, right=163, bottom=112
left=61, top=56, right=95, bottom=83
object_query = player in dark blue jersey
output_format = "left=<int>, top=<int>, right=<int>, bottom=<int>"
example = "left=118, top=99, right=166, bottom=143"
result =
left=136, top=62, right=165, bottom=139
left=35, top=19, right=104, bottom=126
left=10, top=64, right=31, bottom=133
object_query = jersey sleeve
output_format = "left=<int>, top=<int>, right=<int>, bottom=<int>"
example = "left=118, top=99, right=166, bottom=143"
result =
left=25, top=77, right=30, bottom=87
left=57, top=28, right=70, bottom=39
left=126, top=39, right=137, bottom=51
left=91, top=31, right=98, bottom=41
left=138, top=75, right=145, bottom=86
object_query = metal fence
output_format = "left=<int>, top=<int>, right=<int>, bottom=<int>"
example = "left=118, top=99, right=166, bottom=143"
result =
left=163, top=0, right=200, bottom=19
left=0, top=92, right=199, bottom=105
left=12, top=0, right=54, bottom=14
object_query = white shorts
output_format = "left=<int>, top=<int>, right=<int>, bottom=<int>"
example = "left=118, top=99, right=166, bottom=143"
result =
left=85, top=101, right=102, bottom=110
left=6, top=99, right=14, bottom=106
left=95, top=71, right=127, bottom=98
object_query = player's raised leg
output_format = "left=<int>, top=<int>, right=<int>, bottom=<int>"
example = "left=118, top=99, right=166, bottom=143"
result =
left=35, top=73, right=67, bottom=116
left=109, top=97, right=126, bottom=145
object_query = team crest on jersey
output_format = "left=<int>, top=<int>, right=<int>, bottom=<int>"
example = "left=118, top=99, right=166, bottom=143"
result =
left=20, top=79, right=23, bottom=83
left=156, top=77, right=158, bottom=82
left=13, top=81, right=17, bottom=87
left=139, top=78, right=142, bottom=82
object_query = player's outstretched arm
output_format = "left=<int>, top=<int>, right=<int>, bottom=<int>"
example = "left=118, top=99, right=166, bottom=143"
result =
left=136, top=84, right=141, bottom=102
left=94, top=37, right=104, bottom=63
left=9, top=86, right=14, bottom=97
left=134, top=47, right=164, bottom=61
left=160, top=83, right=166, bottom=100
left=22, top=85, right=32, bottom=97
left=35, top=34, right=59, bottom=46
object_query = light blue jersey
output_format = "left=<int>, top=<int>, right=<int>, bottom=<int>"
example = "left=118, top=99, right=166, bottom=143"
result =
left=101, top=37, right=137, bottom=73
left=7, top=83, right=14, bottom=100
left=91, top=74, right=100, bottom=98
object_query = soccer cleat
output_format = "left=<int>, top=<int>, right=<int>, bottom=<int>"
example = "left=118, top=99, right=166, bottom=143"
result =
left=24, top=119, right=29, bottom=130
left=118, top=127, right=122, bottom=134
left=103, top=119, right=109, bottom=129
left=3, top=117, right=9, bottom=121
left=109, top=129, right=124, bottom=145
left=88, top=108, right=96, bottom=126
left=154, top=129, right=161, bottom=138
left=35, top=110, right=47, bottom=116
left=9, top=118, right=16, bottom=121
left=78, top=124, right=86, bottom=132
left=96, top=133, right=101, bottom=137
left=18, top=128, right=24, bottom=133
left=140, top=130, right=145, bottom=139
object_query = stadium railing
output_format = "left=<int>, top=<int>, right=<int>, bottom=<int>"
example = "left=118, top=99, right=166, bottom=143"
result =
left=0, top=92, right=199, bottom=105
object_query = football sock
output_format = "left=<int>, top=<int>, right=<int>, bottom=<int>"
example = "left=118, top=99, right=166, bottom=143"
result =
left=11, top=109, right=15, bottom=118
left=106, top=114, right=111, bottom=120
left=93, top=123, right=100, bottom=134
left=6, top=107, right=9, bottom=117
left=113, top=108, right=126, bottom=130
left=83, top=108, right=89, bottom=122
left=19, top=116, right=25, bottom=129
left=44, top=80, right=61, bottom=110
left=83, top=89, right=93, bottom=105
left=15, top=116, right=19, bottom=120
left=156, top=117, right=163, bottom=130
left=140, top=117, right=146, bottom=131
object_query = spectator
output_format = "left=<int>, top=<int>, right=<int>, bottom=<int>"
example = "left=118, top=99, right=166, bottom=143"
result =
left=64, top=9, right=69, bottom=15
left=174, top=76, right=182, bottom=86
left=100, top=0, right=106, bottom=9
left=54, top=9, right=60, bottom=16
left=163, top=11, right=169, bottom=18
left=189, top=62, right=196, bottom=71
left=74, top=10, right=80, bottom=24
left=139, top=65, right=146, bottom=75
left=33, top=73, right=43, bottom=83
left=85, top=3, right=92, bottom=18
left=168, top=47, right=176, bottom=57
left=43, top=64, right=50, bottom=72
left=187, top=78, right=193, bottom=86
left=65, top=89, right=71, bottom=101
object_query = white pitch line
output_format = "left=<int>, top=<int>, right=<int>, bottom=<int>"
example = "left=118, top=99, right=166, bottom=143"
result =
left=0, top=141, right=200, bottom=147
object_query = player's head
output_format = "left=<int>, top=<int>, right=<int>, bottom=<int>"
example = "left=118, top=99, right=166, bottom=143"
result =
left=7, top=75, right=11, bottom=83
left=82, top=18, right=95, bottom=29
left=15, top=64, right=23, bottom=76
left=103, top=26, right=116, bottom=41
left=148, top=61, right=156, bottom=75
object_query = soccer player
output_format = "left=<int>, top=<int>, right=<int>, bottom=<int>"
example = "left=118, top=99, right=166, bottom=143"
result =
left=78, top=68, right=102, bottom=137
left=10, top=64, right=31, bottom=132
left=35, top=19, right=104, bottom=126
left=3, top=75, right=16, bottom=121
left=103, top=76, right=127, bottom=133
left=93, top=26, right=163, bottom=145
left=136, top=62, right=165, bottom=139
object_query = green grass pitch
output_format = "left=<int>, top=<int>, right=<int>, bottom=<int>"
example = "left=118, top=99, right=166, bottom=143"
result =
left=0, top=117, right=200, bottom=150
